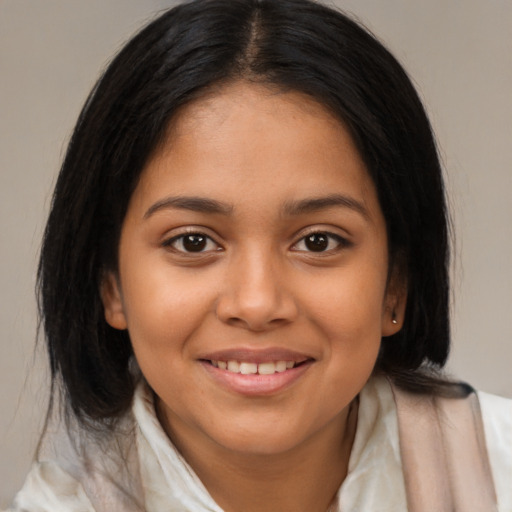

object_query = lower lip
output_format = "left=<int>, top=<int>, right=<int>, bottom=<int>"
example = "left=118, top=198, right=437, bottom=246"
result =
left=200, top=361, right=313, bottom=396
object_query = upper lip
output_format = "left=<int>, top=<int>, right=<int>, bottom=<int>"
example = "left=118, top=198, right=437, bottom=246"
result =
left=199, top=347, right=313, bottom=364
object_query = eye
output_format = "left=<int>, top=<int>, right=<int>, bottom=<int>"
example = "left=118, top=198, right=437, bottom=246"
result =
left=292, top=232, right=347, bottom=253
left=164, top=232, right=220, bottom=253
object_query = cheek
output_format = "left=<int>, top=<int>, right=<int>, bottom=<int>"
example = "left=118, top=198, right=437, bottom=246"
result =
left=122, top=278, right=214, bottom=403
left=119, top=264, right=217, bottom=360
left=305, top=269, right=387, bottom=337
left=301, top=263, right=388, bottom=386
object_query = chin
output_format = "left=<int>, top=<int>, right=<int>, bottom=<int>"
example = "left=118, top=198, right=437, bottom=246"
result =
left=215, top=429, right=306, bottom=457
left=205, top=412, right=321, bottom=456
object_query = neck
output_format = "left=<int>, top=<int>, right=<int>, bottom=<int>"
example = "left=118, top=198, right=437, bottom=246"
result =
left=158, top=399, right=358, bottom=512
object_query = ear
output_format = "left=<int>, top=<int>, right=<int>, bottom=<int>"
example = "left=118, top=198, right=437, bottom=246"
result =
left=381, top=266, right=407, bottom=337
left=100, top=271, right=128, bottom=330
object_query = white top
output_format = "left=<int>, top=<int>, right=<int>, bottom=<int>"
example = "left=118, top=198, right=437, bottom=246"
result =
left=6, top=377, right=512, bottom=511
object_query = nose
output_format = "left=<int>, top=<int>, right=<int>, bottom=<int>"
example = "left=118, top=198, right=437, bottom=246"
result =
left=215, top=250, right=298, bottom=332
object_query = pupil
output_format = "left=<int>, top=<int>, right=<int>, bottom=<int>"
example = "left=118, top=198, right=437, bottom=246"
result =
left=183, top=234, right=206, bottom=252
left=305, top=233, right=328, bottom=252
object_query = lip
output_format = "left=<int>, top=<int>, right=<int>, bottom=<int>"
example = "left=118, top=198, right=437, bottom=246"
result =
left=198, top=347, right=315, bottom=396
left=199, top=347, right=312, bottom=364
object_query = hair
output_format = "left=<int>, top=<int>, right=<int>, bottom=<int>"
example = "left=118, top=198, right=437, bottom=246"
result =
left=38, top=0, right=455, bottom=430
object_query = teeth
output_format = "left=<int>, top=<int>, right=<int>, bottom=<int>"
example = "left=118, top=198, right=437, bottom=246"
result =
left=275, top=361, right=287, bottom=372
left=240, top=362, right=258, bottom=374
left=227, top=361, right=240, bottom=373
left=211, top=360, right=297, bottom=375
left=258, top=362, right=277, bottom=375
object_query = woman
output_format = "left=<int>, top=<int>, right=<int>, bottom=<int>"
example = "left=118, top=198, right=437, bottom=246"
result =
left=6, top=0, right=511, bottom=510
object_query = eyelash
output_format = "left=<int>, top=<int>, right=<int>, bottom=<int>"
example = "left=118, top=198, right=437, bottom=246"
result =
left=291, top=231, right=350, bottom=253
left=162, top=229, right=350, bottom=255
left=162, top=230, right=221, bottom=254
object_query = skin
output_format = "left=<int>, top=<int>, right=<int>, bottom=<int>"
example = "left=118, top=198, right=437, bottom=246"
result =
left=102, top=81, right=405, bottom=512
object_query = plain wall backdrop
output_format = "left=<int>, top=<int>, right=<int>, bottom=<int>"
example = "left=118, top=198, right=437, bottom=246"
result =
left=1, top=0, right=511, bottom=505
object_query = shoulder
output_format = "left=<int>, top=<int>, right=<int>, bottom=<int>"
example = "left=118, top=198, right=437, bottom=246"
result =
left=6, top=460, right=95, bottom=512
left=478, top=390, right=512, bottom=511
left=479, top=390, right=512, bottom=449
left=478, top=390, right=512, bottom=442
left=5, top=411, right=96, bottom=511
left=6, top=395, right=142, bottom=512
left=388, top=378, right=512, bottom=511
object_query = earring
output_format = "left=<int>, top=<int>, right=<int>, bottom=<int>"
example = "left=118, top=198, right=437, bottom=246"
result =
left=392, top=312, right=398, bottom=325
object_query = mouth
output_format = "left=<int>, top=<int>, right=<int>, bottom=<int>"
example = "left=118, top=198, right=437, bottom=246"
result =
left=204, top=359, right=309, bottom=375
left=198, top=349, right=314, bottom=396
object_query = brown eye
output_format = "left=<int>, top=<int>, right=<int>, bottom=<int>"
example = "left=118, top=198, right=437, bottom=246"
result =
left=304, top=233, right=329, bottom=252
left=182, top=234, right=207, bottom=252
left=165, top=232, right=219, bottom=253
left=292, top=231, right=348, bottom=253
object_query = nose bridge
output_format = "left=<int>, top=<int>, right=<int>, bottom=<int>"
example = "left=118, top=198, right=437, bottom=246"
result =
left=216, top=242, right=296, bottom=330
left=238, top=247, right=279, bottom=305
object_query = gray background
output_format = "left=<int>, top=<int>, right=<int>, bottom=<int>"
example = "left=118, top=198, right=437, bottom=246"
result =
left=1, top=0, right=511, bottom=505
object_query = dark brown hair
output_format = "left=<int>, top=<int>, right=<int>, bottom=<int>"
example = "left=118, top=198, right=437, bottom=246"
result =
left=39, top=0, right=454, bottom=429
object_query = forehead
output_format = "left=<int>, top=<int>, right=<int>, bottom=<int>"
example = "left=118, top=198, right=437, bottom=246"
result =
left=131, top=81, right=380, bottom=220
left=169, top=82, right=343, bottom=138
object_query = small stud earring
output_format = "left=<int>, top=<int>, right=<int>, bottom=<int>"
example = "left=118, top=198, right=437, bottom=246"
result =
left=392, top=312, right=398, bottom=325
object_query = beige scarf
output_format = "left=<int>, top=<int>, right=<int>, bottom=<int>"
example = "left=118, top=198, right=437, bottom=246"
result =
left=57, top=384, right=498, bottom=511
left=393, top=385, right=498, bottom=511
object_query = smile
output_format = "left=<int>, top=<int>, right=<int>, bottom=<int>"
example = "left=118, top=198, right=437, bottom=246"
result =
left=210, top=360, right=297, bottom=375
left=200, top=350, right=314, bottom=396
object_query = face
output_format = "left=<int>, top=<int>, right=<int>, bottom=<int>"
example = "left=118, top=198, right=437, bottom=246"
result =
left=102, top=82, right=404, bottom=457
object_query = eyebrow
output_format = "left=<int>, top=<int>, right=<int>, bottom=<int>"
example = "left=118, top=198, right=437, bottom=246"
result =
left=144, top=196, right=234, bottom=218
left=143, top=193, right=369, bottom=220
left=283, top=194, right=369, bottom=219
